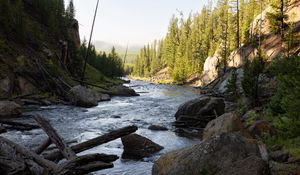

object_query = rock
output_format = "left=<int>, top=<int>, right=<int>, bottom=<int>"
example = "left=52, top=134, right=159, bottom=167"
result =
left=288, top=156, right=300, bottom=164
left=175, top=96, right=225, bottom=128
left=17, top=77, right=36, bottom=95
left=121, top=134, right=163, bottom=159
left=0, top=101, right=22, bottom=118
left=241, top=110, right=257, bottom=122
left=111, top=115, right=121, bottom=119
left=0, top=77, right=13, bottom=98
left=200, top=55, right=219, bottom=86
left=215, top=155, right=269, bottom=175
left=109, top=85, right=139, bottom=96
left=148, top=125, right=168, bottom=131
left=269, top=161, right=300, bottom=175
left=99, top=93, right=111, bottom=101
left=248, top=120, right=277, bottom=138
left=203, top=113, right=251, bottom=139
left=174, top=128, right=203, bottom=138
left=0, top=126, right=7, bottom=134
left=269, top=150, right=289, bottom=163
left=152, top=133, right=269, bottom=175
left=69, top=85, right=110, bottom=108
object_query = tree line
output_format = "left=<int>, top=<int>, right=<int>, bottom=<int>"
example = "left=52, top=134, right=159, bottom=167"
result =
left=78, top=41, right=125, bottom=78
left=132, top=0, right=266, bottom=83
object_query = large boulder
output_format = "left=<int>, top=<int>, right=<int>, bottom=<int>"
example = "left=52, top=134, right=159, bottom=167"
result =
left=121, top=134, right=163, bottom=160
left=175, top=96, right=225, bottom=128
left=109, top=85, right=139, bottom=96
left=68, top=85, right=110, bottom=107
left=203, top=113, right=251, bottom=139
left=152, top=133, right=269, bottom=175
left=0, top=101, right=22, bottom=118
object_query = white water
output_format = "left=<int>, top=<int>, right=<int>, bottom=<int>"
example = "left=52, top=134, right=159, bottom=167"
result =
left=4, top=80, right=201, bottom=175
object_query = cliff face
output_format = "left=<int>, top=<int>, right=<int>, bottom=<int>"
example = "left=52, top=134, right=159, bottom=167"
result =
left=200, top=0, right=300, bottom=89
left=0, top=0, right=81, bottom=99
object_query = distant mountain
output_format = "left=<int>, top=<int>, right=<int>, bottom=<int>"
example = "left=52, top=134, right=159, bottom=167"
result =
left=92, top=40, right=142, bottom=53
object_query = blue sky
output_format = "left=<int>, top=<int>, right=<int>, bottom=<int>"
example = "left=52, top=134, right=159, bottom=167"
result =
left=72, top=0, right=205, bottom=47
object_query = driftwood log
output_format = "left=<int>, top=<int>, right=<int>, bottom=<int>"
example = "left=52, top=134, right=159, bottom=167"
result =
left=44, top=125, right=138, bottom=161
left=0, top=120, right=40, bottom=131
left=34, top=115, right=77, bottom=160
left=35, top=138, right=52, bottom=154
left=0, top=115, right=138, bottom=175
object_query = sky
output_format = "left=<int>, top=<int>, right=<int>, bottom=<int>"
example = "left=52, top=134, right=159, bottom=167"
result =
left=72, top=0, right=205, bottom=48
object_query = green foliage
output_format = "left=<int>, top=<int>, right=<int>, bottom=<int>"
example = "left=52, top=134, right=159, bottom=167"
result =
left=259, top=56, right=300, bottom=157
left=266, top=0, right=290, bottom=35
left=66, top=0, right=75, bottom=19
left=242, top=56, right=265, bottom=107
left=79, top=42, right=125, bottom=78
left=225, top=68, right=239, bottom=101
left=132, top=0, right=265, bottom=83
left=267, top=56, right=300, bottom=138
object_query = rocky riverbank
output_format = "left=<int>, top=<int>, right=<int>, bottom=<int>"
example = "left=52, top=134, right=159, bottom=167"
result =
left=153, top=94, right=300, bottom=175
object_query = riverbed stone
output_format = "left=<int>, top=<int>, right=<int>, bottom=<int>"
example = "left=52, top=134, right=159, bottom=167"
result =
left=0, top=101, right=22, bottom=118
left=68, top=85, right=110, bottom=107
left=109, top=85, right=139, bottom=96
left=203, top=112, right=251, bottom=139
left=175, top=96, right=225, bottom=128
left=152, top=133, right=269, bottom=175
left=0, top=126, right=7, bottom=134
left=148, top=125, right=168, bottom=131
left=121, top=134, right=163, bottom=159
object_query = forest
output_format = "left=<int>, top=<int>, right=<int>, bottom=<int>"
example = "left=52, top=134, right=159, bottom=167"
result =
left=132, top=0, right=294, bottom=83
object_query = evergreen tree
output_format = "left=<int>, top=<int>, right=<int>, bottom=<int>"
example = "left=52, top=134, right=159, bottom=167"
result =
left=66, top=0, right=76, bottom=20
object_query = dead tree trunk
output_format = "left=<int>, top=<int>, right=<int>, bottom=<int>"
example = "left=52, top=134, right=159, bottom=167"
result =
left=35, top=138, right=52, bottom=155
left=33, top=115, right=77, bottom=160
left=44, top=125, right=138, bottom=161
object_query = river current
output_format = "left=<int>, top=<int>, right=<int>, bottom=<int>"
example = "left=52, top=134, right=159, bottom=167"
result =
left=4, top=80, right=201, bottom=175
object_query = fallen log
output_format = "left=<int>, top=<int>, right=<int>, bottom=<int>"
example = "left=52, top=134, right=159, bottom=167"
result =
left=0, top=136, right=118, bottom=175
left=44, top=125, right=138, bottom=161
left=0, top=120, right=40, bottom=131
left=72, top=78, right=109, bottom=90
left=0, top=136, right=58, bottom=173
left=34, top=115, right=77, bottom=160
left=56, top=154, right=117, bottom=175
left=35, top=138, right=52, bottom=154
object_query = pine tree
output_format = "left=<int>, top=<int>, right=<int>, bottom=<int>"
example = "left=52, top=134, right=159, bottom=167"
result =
left=66, top=0, right=75, bottom=20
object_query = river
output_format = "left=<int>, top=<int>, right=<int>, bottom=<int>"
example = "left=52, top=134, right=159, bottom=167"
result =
left=3, top=80, right=201, bottom=175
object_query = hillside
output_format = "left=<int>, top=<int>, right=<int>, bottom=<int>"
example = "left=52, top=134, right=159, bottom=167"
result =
left=0, top=0, right=122, bottom=101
